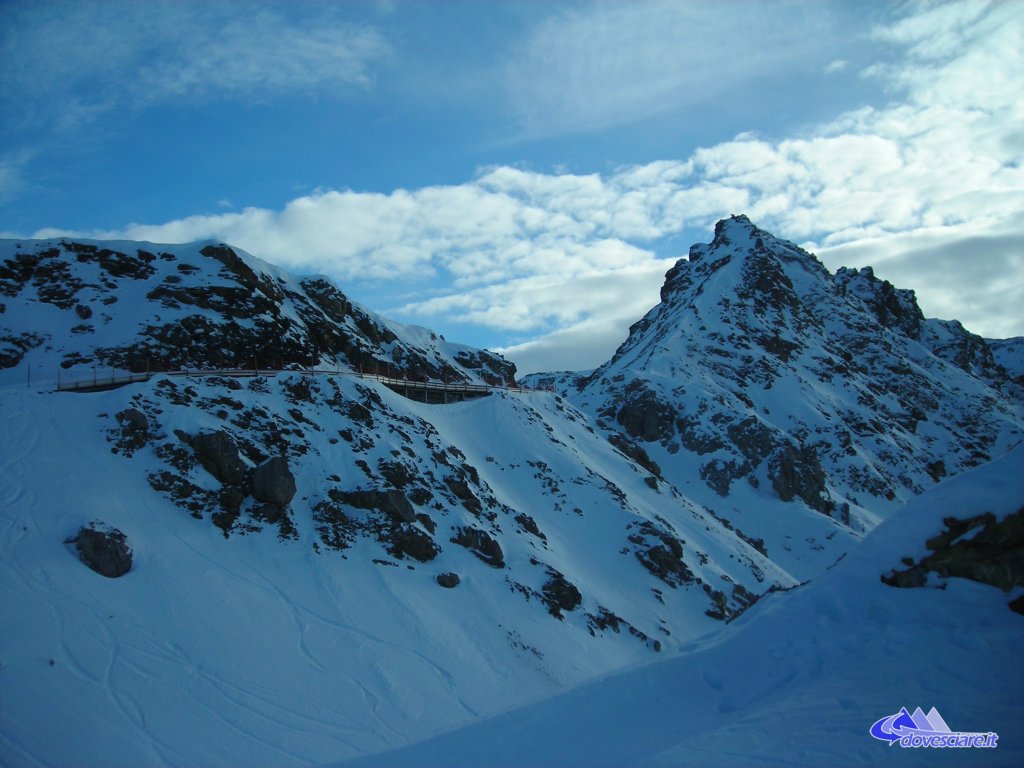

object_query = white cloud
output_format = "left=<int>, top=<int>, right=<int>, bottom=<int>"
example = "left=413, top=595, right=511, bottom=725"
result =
left=27, top=0, right=1024, bottom=373
left=503, top=0, right=849, bottom=138
left=0, top=0, right=388, bottom=131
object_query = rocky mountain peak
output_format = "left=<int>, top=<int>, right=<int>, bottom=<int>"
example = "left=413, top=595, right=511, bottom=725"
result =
left=546, top=216, right=1023, bottom=579
left=662, top=215, right=833, bottom=317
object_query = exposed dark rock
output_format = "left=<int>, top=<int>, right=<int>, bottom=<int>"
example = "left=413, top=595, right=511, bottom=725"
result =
left=300, top=277, right=352, bottom=324
left=115, top=408, right=149, bottom=452
left=703, top=587, right=732, bottom=621
left=615, top=381, right=676, bottom=443
left=607, top=432, right=661, bottom=477
left=415, top=512, right=436, bottom=534
left=200, top=243, right=284, bottom=303
left=379, top=460, right=415, bottom=489
left=638, top=543, right=693, bottom=587
left=883, top=508, right=1024, bottom=594
left=756, top=332, right=800, bottom=362
left=726, top=416, right=777, bottom=464
left=768, top=443, right=834, bottom=515
left=70, top=245, right=156, bottom=281
left=541, top=571, right=582, bottom=618
left=452, top=526, right=504, bottom=568
left=436, top=572, right=461, bottom=588
left=676, top=415, right=726, bottom=455
left=514, top=513, right=547, bottom=542
left=192, top=430, right=247, bottom=486
left=252, top=503, right=286, bottom=525
left=925, top=460, right=947, bottom=482
left=312, top=501, right=355, bottom=551
left=700, top=458, right=745, bottom=497
left=251, top=456, right=297, bottom=508
left=0, top=330, right=46, bottom=369
left=629, top=521, right=694, bottom=588
left=68, top=526, right=132, bottom=578
left=388, top=524, right=438, bottom=562
left=340, top=489, right=416, bottom=524
left=835, top=265, right=924, bottom=339
left=219, top=486, right=245, bottom=516
left=445, top=476, right=482, bottom=515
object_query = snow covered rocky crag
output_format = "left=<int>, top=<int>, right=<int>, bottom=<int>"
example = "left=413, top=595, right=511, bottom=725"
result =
left=1, top=237, right=790, bottom=766
left=529, top=215, right=1023, bottom=580
left=0, top=238, right=515, bottom=384
left=0, top=222, right=1020, bottom=767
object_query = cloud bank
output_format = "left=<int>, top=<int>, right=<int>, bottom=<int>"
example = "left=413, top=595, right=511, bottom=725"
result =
left=20, top=1, right=1024, bottom=374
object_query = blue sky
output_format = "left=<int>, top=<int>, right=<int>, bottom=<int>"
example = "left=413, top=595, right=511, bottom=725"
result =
left=1, top=0, right=1021, bottom=374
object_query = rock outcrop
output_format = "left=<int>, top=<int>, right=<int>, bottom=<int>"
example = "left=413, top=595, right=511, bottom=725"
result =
left=452, top=526, right=504, bottom=568
left=882, top=508, right=1024, bottom=596
left=68, top=525, right=133, bottom=578
left=0, top=238, right=518, bottom=386
left=251, top=456, right=297, bottom=508
left=192, top=430, right=247, bottom=486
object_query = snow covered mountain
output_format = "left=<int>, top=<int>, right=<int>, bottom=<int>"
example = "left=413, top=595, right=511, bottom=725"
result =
left=0, top=238, right=515, bottom=385
left=528, top=215, right=1022, bottom=579
left=1, top=235, right=789, bottom=767
left=1, top=222, right=1020, bottom=767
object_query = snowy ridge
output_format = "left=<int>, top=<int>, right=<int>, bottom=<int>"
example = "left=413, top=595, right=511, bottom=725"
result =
left=0, top=238, right=515, bottom=387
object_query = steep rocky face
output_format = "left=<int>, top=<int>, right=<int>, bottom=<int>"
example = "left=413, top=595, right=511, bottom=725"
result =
left=0, top=238, right=517, bottom=386
left=836, top=265, right=1021, bottom=398
left=989, top=337, right=1024, bottom=383
left=539, top=215, right=1022, bottom=575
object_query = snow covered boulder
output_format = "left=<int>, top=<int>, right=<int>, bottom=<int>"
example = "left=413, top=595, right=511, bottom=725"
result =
left=191, top=430, right=247, bottom=486
left=341, top=489, right=416, bottom=524
left=251, top=456, right=297, bottom=508
left=451, top=526, right=504, bottom=568
left=436, top=572, right=460, bottom=588
left=388, top=525, right=439, bottom=562
left=68, top=525, right=132, bottom=578
left=114, top=408, right=148, bottom=452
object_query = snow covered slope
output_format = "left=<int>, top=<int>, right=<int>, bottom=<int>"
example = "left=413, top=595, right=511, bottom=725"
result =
left=0, top=238, right=515, bottom=386
left=339, top=444, right=1024, bottom=768
left=530, top=215, right=1023, bottom=580
left=1, top=238, right=796, bottom=767
left=1, top=223, right=1019, bottom=767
